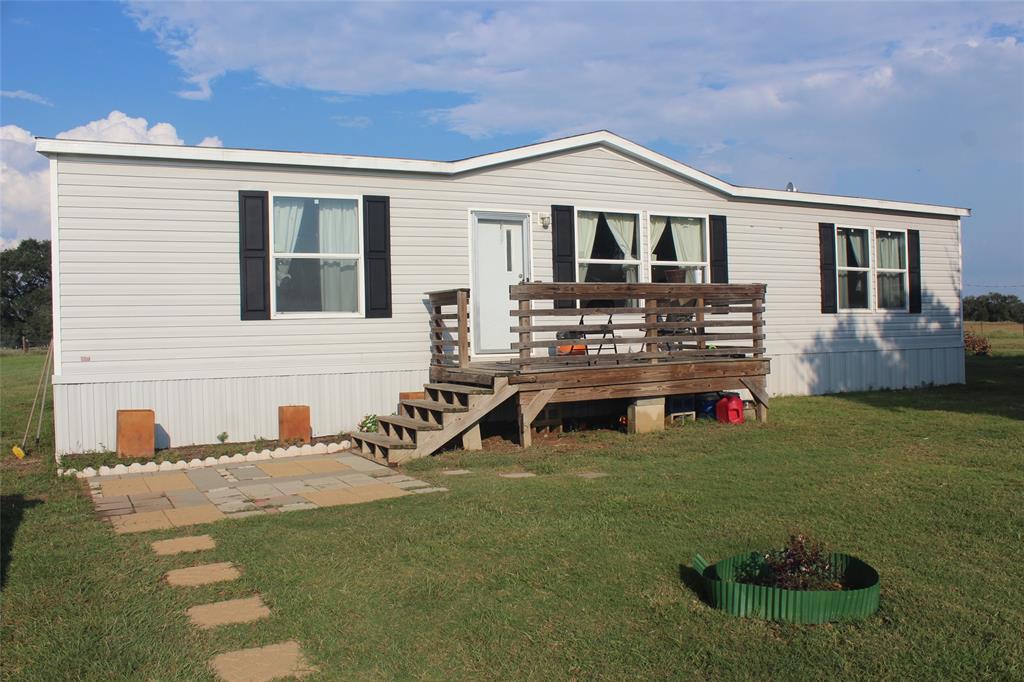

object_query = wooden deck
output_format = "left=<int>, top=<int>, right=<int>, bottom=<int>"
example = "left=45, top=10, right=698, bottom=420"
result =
left=427, top=282, right=770, bottom=447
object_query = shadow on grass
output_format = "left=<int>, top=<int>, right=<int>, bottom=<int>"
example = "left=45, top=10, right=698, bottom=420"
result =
left=1, top=494, right=43, bottom=590
left=679, top=563, right=710, bottom=606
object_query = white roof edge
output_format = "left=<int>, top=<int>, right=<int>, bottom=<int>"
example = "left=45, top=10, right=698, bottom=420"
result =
left=35, top=132, right=970, bottom=217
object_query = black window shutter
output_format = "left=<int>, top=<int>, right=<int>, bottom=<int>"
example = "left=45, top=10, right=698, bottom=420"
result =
left=551, top=205, right=576, bottom=309
left=709, top=215, right=729, bottom=283
left=908, top=229, right=922, bottom=314
left=819, top=223, right=837, bottom=314
left=363, top=195, right=392, bottom=318
left=239, top=191, right=270, bottom=320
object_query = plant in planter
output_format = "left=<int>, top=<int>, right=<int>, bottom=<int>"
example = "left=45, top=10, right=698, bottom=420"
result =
left=358, top=414, right=379, bottom=433
left=692, top=533, right=880, bottom=624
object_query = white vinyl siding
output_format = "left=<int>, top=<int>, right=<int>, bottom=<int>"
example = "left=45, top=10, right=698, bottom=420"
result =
left=50, top=144, right=964, bottom=453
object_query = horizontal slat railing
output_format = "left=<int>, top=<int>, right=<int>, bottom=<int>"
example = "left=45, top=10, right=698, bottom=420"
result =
left=508, top=282, right=766, bottom=373
left=426, top=288, right=471, bottom=368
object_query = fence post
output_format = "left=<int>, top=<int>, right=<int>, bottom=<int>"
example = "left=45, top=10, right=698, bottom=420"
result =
left=456, top=289, right=470, bottom=368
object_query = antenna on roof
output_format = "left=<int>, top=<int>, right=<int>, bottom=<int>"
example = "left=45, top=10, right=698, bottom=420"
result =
left=785, top=182, right=797, bottom=192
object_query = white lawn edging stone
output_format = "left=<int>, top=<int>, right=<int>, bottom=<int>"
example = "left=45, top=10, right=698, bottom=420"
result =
left=60, top=439, right=355, bottom=478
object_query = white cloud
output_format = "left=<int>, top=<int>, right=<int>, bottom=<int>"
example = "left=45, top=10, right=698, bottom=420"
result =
left=198, top=135, right=223, bottom=147
left=1, top=90, right=53, bottom=106
left=1, top=111, right=220, bottom=246
left=333, top=115, right=371, bottom=129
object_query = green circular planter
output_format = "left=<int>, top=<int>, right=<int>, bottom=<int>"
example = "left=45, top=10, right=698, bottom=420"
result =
left=692, top=552, right=880, bottom=624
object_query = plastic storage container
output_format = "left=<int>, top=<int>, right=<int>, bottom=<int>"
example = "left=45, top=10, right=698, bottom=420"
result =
left=697, top=393, right=720, bottom=419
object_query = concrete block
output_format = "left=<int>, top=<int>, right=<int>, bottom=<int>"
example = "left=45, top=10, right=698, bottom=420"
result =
left=628, top=397, right=665, bottom=434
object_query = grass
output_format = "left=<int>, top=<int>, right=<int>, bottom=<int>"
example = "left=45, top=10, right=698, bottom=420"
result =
left=2, top=342, right=1023, bottom=680
left=965, top=320, right=1024, bottom=356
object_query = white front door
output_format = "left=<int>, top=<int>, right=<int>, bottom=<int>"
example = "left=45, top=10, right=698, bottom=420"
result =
left=471, top=212, right=530, bottom=354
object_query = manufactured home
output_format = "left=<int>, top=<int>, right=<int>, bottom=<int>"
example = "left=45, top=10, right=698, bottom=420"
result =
left=36, top=131, right=968, bottom=460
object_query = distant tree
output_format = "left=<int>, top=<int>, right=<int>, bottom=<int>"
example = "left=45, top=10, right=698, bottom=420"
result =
left=963, top=292, right=1024, bottom=323
left=1, top=239, right=52, bottom=347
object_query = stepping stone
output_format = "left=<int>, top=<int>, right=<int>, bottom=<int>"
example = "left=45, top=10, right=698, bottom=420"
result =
left=441, top=469, right=472, bottom=476
left=299, top=459, right=350, bottom=474
left=411, top=487, right=449, bottom=494
left=335, top=472, right=377, bottom=487
left=232, top=466, right=271, bottom=482
left=498, top=472, right=536, bottom=479
left=394, top=479, right=431, bottom=490
left=102, top=478, right=152, bottom=496
left=152, top=534, right=216, bottom=556
left=256, top=461, right=311, bottom=478
left=209, top=640, right=316, bottom=682
left=144, top=473, right=197, bottom=493
left=130, top=495, right=173, bottom=512
left=576, top=471, right=609, bottom=479
left=187, top=595, right=270, bottom=629
left=376, top=474, right=413, bottom=484
left=280, top=502, right=317, bottom=513
left=164, top=504, right=226, bottom=527
left=165, top=562, right=240, bottom=587
left=111, top=510, right=173, bottom=534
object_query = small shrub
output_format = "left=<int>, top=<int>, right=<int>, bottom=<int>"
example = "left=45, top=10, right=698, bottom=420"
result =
left=358, top=414, right=378, bottom=433
left=734, top=533, right=841, bottom=591
left=216, top=431, right=229, bottom=444
left=964, top=330, right=992, bottom=356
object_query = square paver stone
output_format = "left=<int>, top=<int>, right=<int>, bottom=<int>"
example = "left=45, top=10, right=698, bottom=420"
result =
left=165, top=504, right=226, bottom=528
left=299, top=459, right=350, bottom=474
left=101, top=478, right=152, bottom=497
left=187, top=595, right=271, bottom=629
left=336, top=454, right=391, bottom=474
left=336, top=473, right=378, bottom=487
left=498, top=472, right=537, bottom=479
left=237, top=484, right=282, bottom=500
left=187, top=468, right=231, bottom=491
left=165, top=562, right=240, bottom=587
left=300, top=487, right=362, bottom=507
left=111, top=510, right=173, bottom=534
left=168, top=489, right=212, bottom=508
left=256, top=461, right=311, bottom=478
left=144, top=473, right=196, bottom=492
left=348, top=484, right=410, bottom=503
left=209, top=640, right=316, bottom=682
left=152, top=534, right=216, bottom=556
left=273, top=480, right=315, bottom=495
left=231, top=466, right=271, bottom=482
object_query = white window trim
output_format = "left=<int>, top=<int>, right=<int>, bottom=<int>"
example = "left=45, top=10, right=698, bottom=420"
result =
left=269, top=191, right=365, bottom=319
left=835, top=225, right=910, bottom=313
left=573, top=207, right=642, bottom=281
left=648, top=212, right=711, bottom=283
left=874, top=227, right=910, bottom=312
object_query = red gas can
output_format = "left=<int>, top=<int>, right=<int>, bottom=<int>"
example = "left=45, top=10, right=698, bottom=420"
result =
left=715, top=395, right=744, bottom=424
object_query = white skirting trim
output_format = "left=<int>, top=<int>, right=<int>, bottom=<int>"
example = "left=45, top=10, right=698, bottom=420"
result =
left=53, top=368, right=428, bottom=458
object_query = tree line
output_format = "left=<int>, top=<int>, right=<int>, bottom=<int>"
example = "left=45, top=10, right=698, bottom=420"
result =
left=1, top=239, right=52, bottom=348
left=963, top=292, right=1024, bottom=323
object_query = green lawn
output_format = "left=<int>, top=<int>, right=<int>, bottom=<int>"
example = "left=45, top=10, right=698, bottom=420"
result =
left=2, top=344, right=1022, bottom=680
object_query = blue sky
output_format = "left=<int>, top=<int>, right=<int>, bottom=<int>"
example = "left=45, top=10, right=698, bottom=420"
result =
left=2, top=1, right=1021, bottom=295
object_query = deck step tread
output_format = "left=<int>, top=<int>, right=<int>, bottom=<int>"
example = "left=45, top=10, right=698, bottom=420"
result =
left=401, top=399, right=469, bottom=413
left=424, top=383, right=493, bottom=395
left=377, top=414, right=443, bottom=431
left=351, top=433, right=416, bottom=449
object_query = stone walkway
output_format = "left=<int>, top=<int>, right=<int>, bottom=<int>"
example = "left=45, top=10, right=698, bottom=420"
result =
left=89, top=452, right=445, bottom=533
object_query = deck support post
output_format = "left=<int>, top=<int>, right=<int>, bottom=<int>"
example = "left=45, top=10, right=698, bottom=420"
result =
left=517, top=388, right=557, bottom=448
left=627, top=397, right=665, bottom=434
left=740, top=376, right=769, bottom=424
left=461, top=423, right=482, bottom=450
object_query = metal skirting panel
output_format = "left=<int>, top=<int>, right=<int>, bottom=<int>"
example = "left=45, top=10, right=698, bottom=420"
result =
left=53, top=368, right=428, bottom=456
left=767, top=346, right=965, bottom=397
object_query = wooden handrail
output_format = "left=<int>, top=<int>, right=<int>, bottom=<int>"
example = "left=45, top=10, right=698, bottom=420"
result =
left=427, top=288, right=471, bottom=368
left=506, top=282, right=766, bottom=373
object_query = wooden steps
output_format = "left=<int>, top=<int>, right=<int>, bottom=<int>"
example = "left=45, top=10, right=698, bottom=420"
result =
left=350, top=378, right=519, bottom=465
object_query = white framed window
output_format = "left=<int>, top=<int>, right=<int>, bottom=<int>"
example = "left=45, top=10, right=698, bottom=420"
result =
left=875, top=229, right=908, bottom=310
left=270, top=193, right=363, bottom=317
left=836, top=226, right=872, bottom=310
left=575, top=209, right=640, bottom=284
left=649, top=214, right=709, bottom=283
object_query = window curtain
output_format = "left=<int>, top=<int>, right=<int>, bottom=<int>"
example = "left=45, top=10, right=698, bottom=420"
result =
left=318, top=199, right=359, bottom=312
left=671, top=217, right=704, bottom=263
left=604, top=212, right=636, bottom=260
left=273, top=198, right=306, bottom=287
left=576, top=211, right=599, bottom=281
left=650, top=215, right=667, bottom=261
left=839, top=228, right=867, bottom=268
left=876, top=232, right=905, bottom=269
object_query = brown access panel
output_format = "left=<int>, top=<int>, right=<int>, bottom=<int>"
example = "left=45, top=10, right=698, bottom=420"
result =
left=117, top=409, right=155, bottom=458
left=278, top=405, right=312, bottom=444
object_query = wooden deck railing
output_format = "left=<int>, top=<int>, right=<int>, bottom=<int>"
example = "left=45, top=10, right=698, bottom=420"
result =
left=509, top=282, right=766, bottom=373
left=427, top=288, right=471, bottom=368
